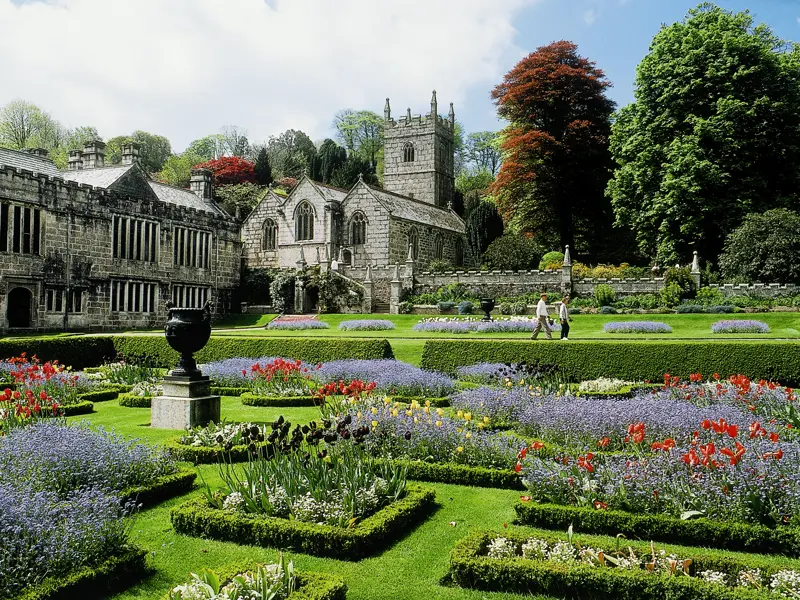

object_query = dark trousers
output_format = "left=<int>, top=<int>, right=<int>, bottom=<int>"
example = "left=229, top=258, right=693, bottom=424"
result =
left=560, top=320, right=570, bottom=339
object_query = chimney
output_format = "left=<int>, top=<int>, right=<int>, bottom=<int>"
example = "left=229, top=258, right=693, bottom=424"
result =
left=81, top=140, right=106, bottom=169
left=68, top=149, right=83, bottom=171
left=27, top=148, right=49, bottom=158
left=189, top=168, right=213, bottom=200
left=121, top=142, right=140, bottom=165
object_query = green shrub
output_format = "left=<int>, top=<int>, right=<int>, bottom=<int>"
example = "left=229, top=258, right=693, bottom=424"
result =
left=0, top=336, right=114, bottom=370
left=61, top=401, right=93, bottom=416
left=449, top=528, right=798, bottom=600
left=438, top=301, right=456, bottom=312
left=458, top=301, right=474, bottom=315
left=599, top=306, right=616, bottom=314
left=593, top=284, right=616, bottom=306
left=696, top=286, right=725, bottom=306
left=420, top=340, right=800, bottom=385
left=240, top=393, right=318, bottom=407
left=118, top=394, right=152, bottom=408
left=210, top=386, right=247, bottom=397
left=398, top=301, right=415, bottom=314
left=428, top=259, right=453, bottom=273
left=538, top=251, right=564, bottom=271
left=660, top=282, right=682, bottom=307
left=121, top=468, right=197, bottom=509
left=379, top=459, right=522, bottom=490
left=708, top=305, right=735, bottom=314
left=170, top=485, right=436, bottom=560
left=498, top=302, right=513, bottom=315
left=511, top=302, right=527, bottom=315
left=514, top=501, right=800, bottom=556
left=77, top=389, right=119, bottom=403
left=17, top=547, right=149, bottom=600
left=571, top=297, right=596, bottom=309
left=664, top=267, right=697, bottom=299
left=484, top=235, right=542, bottom=271
left=163, top=438, right=262, bottom=465
left=676, top=304, right=704, bottom=313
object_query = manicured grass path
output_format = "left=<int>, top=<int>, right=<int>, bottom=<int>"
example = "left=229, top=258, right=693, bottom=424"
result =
left=73, top=398, right=543, bottom=600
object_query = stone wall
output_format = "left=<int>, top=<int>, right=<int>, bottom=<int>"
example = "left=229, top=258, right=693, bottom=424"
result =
left=414, top=269, right=564, bottom=297
left=709, top=283, right=800, bottom=298
left=0, top=165, right=241, bottom=334
left=388, top=218, right=465, bottom=267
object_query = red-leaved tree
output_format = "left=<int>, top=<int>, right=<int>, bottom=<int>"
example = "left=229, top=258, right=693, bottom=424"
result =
left=491, top=41, right=616, bottom=259
left=194, top=156, right=257, bottom=186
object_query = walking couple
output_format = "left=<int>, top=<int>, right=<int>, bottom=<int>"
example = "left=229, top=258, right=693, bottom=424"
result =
left=531, top=293, right=571, bottom=340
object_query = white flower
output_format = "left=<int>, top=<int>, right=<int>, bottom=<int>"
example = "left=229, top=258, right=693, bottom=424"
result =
left=521, top=538, right=548, bottom=561
left=698, top=570, right=727, bottom=585
left=223, top=492, right=244, bottom=512
left=547, top=541, right=577, bottom=565
left=578, top=377, right=633, bottom=394
left=771, top=570, right=800, bottom=597
left=737, top=568, right=762, bottom=589
left=487, top=537, right=517, bottom=559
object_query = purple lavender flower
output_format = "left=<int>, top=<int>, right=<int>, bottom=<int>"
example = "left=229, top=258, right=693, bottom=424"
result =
left=316, top=359, right=454, bottom=396
left=712, top=320, right=770, bottom=334
left=412, top=320, right=473, bottom=333
left=267, top=319, right=330, bottom=330
left=338, top=319, right=396, bottom=331
left=450, top=386, right=536, bottom=423
left=603, top=321, right=673, bottom=334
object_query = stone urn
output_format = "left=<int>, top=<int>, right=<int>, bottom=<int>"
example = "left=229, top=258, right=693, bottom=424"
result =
left=479, top=298, right=495, bottom=322
left=164, top=300, right=212, bottom=379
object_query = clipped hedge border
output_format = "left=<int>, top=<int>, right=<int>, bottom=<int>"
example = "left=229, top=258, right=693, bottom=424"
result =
left=118, top=393, right=152, bottom=408
left=422, top=340, right=800, bottom=384
left=0, top=336, right=115, bottom=370
left=171, top=484, right=436, bottom=560
left=17, top=546, right=149, bottom=600
left=211, top=386, right=248, bottom=396
left=449, top=529, right=784, bottom=600
left=514, top=501, right=800, bottom=556
left=161, top=563, right=346, bottom=600
left=241, top=393, right=318, bottom=407
left=121, top=467, right=197, bottom=509
left=163, top=438, right=264, bottom=465
left=62, top=400, right=94, bottom=416
left=379, top=459, right=523, bottom=490
left=97, top=383, right=133, bottom=393
left=77, top=389, right=119, bottom=403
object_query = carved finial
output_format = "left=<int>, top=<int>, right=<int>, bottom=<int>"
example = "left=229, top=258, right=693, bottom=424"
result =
left=392, top=264, right=400, bottom=282
left=563, top=245, right=572, bottom=266
left=691, top=250, right=700, bottom=273
left=431, top=89, right=438, bottom=116
left=358, top=172, right=363, bottom=182
left=406, top=107, right=412, bottom=122
left=448, top=102, right=455, bottom=126
left=384, top=97, right=391, bottom=121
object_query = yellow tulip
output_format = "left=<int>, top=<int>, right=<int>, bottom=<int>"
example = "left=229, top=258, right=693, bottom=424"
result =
left=414, top=416, right=419, bottom=423
left=457, top=446, right=464, bottom=453
left=465, top=432, right=471, bottom=439
left=483, top=416, right=490, bottom=424
left=371, top=407, right=378, bottom=415
left=425, top=400, right=431, bottom=407
left=423, top=407, right=430, bottom=414
left=437, top=408, right=444, bottom=416
left=457, top=410, right=464, bottom=418
left=477, top=423, right=485, bottom=429
left=357, top=411, right=362, bottom=418
left=436, top=420, right=442, bottom=427
left=371, top=420, right=378, bottom=428
left=391, top=409, right=399, bottom=417
left=464, top=412, right=472, bottom=421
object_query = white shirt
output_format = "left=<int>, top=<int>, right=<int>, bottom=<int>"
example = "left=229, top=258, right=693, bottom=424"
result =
left=536, top=299, right=548, bottom=317
left=559, top=303, right=569, bottom=320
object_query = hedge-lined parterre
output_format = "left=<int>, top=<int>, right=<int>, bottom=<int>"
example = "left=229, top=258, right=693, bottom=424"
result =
left=118, top=393, right=152, bottom=408
left=240, top=393, right=319, bottom=407
left=120, top=467, right=197, bottom=509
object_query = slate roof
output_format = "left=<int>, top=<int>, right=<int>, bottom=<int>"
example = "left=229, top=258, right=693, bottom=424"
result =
left=310, top=180, right=350, bottom=202
left=366, top=186, right=465, bottom=233
left=59, top=165, right=131, bottom=188
left=149, top=181, right=229, bottom=217
left=0, top=147, right=61, bottom=177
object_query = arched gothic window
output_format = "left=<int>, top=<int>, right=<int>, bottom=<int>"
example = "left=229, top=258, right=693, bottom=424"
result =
left=295, top=202, right=314, bottom=241
left=403, top=142, right=415, bottom=163
left=434, top=234, right=444, bottom=260
left=408, top=227, right=419, bottom=260
left=350, top=212, right=367, bottom=245
left=262, top=218, right=277, bottom=251
left=454, top=238, right=464, bottom=266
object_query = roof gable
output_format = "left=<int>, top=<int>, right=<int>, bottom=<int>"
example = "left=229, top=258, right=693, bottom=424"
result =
left=0, top=147, right=61, bottom=177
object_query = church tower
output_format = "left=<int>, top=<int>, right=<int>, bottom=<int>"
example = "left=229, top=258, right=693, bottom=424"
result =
left=382, top=91, right=455, bottom=208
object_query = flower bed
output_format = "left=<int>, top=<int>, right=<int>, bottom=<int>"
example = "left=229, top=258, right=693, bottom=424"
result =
left=338, top=319, right=396, bottom=331
left=166, top=421, right=275, bottom=464
left=267, top=320, right=330, bottom=330
left=316, top=359, right=454, bottom=397
left=450, top=528, right=800, bottom=598
left=165, top=558, right=347, bottom=600
left=712, top=320, right=771, bottom=334
left=603, top=321, right=673, bottom=334
left=240, top=392, right=317, bottom=407
left=171, top=484, right=435, bottom=560
left=412, top=317, right=559, bottom=334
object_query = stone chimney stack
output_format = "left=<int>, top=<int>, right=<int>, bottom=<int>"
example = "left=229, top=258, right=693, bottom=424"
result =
left=81, top=140, right=106, bottom=169
left=121, top=142, right=140, bottom=165
left=189, top=168, right=213, bottom=200
left=68, top=149, right=83, bottom=171
left=27, top=148, right=49, bottom=158
left=384, top=97, right=391, bottom=121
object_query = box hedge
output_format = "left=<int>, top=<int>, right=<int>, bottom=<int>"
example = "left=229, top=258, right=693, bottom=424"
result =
left=379, top=459, right=523, bottom=490
left=77, top=389, right=119, bottom=403
left=163, top=438, right=264, bottom=465
left=514, top=501, right=800, bottom=556
left=118, top=393, right=152, bottom=408
left=170, top=484, right=436, bottom=560
left=240, top=393, right=319, bottom=407
left=0, top=336, right=116, bottom=370
left=422, top=340, right=800, bottom=384
left=211, top=386, right=248, bottom=396
left=16, top=546, right=149, bottom=600
left=121, top=467, right=197, bottom=509
left=62, top=400, right=94, bottom=416
left=449, top=529, right=792, bottom=600
left=161, top=563, right=346, bottom=600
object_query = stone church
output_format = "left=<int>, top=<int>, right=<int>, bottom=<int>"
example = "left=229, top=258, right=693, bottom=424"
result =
left=241, top=91, right=468, bottom=271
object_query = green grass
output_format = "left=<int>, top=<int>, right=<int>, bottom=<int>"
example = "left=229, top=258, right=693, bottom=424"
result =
left=67, top=399, right=800, bottom=600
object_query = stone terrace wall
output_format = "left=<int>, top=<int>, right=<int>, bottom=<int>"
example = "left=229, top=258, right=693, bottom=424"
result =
left=572, top=277, right=665, bottom=296
left=414, top=269, right=564, bottom=297
left=709, top=283, right=800, bottom=298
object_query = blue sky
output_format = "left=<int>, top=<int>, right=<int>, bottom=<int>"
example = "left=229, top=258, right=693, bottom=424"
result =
left=0, top=1, right=798, bottom=149
left=464, top=0, right=800, bottom=134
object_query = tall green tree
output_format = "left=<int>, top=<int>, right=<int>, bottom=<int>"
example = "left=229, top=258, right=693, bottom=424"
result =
left=0, top=99, right=42, bottom=149
left=466, top=131, right=501, bottom=175
left=315, top=139, right=347, bottom=184
left=186, top=134, right=225, bottom=161
left=330, top=155, right=378, bottom=189
left=491, top=40, right=616, bottom=259
left=254, top=147, right=273, bottom=186
left=267, top=129, right=317, bottom=179
left=106, top=130, right=172, bottom=172
left=608, top=3, right=800, bottom=265
left=156, top=152, right=205, bottom=188
left=332, top=109, right=384, bottom=168
left=465, top=200, right=504, bottom=259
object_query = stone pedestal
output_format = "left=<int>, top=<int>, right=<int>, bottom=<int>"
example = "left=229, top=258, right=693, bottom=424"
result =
left=151, top=375, right=220, bottom=430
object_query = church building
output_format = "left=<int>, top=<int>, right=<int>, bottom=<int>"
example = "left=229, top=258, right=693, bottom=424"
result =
left=241, top=92, right=468, bottom=271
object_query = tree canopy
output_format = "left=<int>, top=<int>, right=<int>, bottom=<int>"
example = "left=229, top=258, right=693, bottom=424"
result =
left=194, top=156, right=257, bottom=186
left=105, top=130, right=172, bottom=173
left=607, top=3, right=800, bottom=265
left=266, top=129, right=317, bottom=179
left=491, top=40, right=616, bottom=260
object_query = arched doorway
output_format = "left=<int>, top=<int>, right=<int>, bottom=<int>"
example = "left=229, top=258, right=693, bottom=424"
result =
left=7, top=287, right=32, bottom=328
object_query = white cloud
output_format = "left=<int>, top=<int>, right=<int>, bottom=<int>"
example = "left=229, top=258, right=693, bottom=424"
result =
left=583, top=8, right=597, bottom=25
left=0, top=0, right=536, bottom=150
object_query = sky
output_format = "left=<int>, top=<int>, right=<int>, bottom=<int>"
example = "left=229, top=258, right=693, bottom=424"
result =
left=1, top=0, right=798, bottom=152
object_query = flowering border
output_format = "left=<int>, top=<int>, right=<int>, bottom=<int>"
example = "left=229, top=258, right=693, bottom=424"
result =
left=514, top=501, right=800, bottom=556
left=17, top=546, right=148, bottom=600
left=449, top=529, right=793, bottom=600
left=163, top=438, right=268, bottom=464
left=120, top=467, right=197, bottom=509
left=240, top=392, right=318, bottom=407
left=170, top=484, right=436, bottom=560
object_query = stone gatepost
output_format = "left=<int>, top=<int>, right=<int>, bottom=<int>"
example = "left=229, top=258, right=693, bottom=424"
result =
left=690, top=251, right=702, bottom=290
left=363, top=265, right=374, bottom=313
left=561, top=245, right=573, bottom=296
left=389, top=264, right=402, bottom=314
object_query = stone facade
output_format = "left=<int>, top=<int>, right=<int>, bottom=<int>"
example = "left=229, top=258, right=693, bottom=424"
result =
left=0, top=145, right=241, bottom=334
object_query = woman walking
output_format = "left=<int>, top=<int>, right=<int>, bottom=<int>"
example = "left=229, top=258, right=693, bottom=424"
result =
left=559, top=295, right=571, bottom=340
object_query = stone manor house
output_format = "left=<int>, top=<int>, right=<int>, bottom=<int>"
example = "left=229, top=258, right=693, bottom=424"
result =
left=0, top=92, right=467, bottom=333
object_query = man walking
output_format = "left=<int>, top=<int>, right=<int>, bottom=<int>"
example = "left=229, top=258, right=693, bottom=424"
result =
left=531, top=293, right=552, bottom=340
left=559, top=295, right=571, bottom=340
